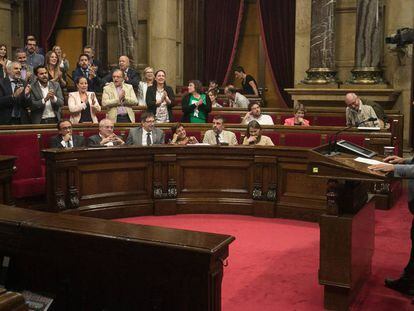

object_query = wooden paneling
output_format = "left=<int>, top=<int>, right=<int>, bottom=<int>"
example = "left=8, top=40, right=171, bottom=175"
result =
left=0, top=156, right=15, bottom=205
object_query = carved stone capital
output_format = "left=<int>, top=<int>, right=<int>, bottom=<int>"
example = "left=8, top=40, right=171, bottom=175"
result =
left=252, top=184, right=263, bottom=200
left=55, top=191, right=66, bottom=211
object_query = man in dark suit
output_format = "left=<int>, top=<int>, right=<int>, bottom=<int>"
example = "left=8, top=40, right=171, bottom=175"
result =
left=29, top=65, right=64, bottom=124
left=83, top=45, right=105, bottom=78
left=0, top=61, right=31, bottom=125
left=88, top=118, right=125, bottom=147
left=72, top=54, right=102, bottom=92
left=126, top=112, right=165, bottom=146
left=49, top=120, right=85, bottom=149
left=104, top=55, right=140, bottom=91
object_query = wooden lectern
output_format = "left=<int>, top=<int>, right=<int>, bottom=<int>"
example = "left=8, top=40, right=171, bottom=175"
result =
left=307, top=143, right=389, bottom=310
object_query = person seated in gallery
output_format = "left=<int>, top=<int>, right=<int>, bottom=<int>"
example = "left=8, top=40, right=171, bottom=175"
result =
left=234, top=66, right=259, bottom=96
left=344, top=92, right=382, bottom=128
left=181, top=79, right=212, bottom=123
left=169, top=123, right=198, bottom=145
left=146, top=70, right=175, bottom=123
left=242, top=120, right=274, bottom=146
left=203, top=115, right=238, bottom=146
left=68, top=76, right=101, bottom=124
left=102, top=69, right=138, bottom=123
left=207, top=80, right=219, bottom=94
left=241, top=102, right=274, bottom=125
left=126, top=112, right=165, bottom=146
left=283, top=104, right=310, bottom=126
left=72, top=54, right=102, bottom=93
left=104, top=55, right=140, bottom=91
left=208, top=89, right=222, bottom=108
left=87, top=118, right=125, bottom=147
left=49, top=120, right=85, bottom=149
left=224, top=85, right=249, bottom=108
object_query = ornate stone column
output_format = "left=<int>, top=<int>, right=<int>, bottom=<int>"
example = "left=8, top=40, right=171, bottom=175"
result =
left=118, top=0, right=137, bottom=61
left=87, top=0, right=107, bottom=68
left=0, top=0, right=12, bottom=54
left=349, top=0, right=385, bottom=84
left=303, top=0, right=338, bottom=84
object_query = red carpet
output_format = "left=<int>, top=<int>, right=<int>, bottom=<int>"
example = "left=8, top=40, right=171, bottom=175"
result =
left=117, top=192, right=413, bottom=310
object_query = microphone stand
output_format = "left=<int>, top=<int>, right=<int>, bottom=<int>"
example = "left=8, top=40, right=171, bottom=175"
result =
left=326, top=117, right=377, bottom=156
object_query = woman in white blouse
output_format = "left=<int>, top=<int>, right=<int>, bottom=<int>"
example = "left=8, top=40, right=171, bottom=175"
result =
left=138, top=67, right=155, bottom=107
left=68, top=76, right=101, bottom=124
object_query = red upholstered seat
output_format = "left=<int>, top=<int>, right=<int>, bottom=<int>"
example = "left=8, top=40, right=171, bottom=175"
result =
left=134, top=110, right=143, bottom=122
left=283, top=132, right=321, bottom=147
left=0, top=134, right=45, bottom=198
left=96, top=111, right=106, bottom=121
left=264, top=132, right=280, bottom=145
left=172, top=110, right=183, bottom=122
left=314, top=116, right=346, bottom=126
left=40, top=132, right=58, bottom=149
left=207, top=113, right=242, bottom=124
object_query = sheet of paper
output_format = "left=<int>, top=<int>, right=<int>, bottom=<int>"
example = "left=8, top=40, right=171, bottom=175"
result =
left=357, top=126, right=381, bottom=131
left=354, top=157, right=382, bottom=165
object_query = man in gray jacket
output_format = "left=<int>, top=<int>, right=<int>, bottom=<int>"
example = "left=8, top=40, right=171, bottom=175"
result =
left=369, top=155, right=414, bottom=297
left=126, top=112, right=165, bottom=146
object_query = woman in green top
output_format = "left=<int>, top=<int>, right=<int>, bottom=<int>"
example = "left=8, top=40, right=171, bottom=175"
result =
left=181, top=80, right=212, bottom=123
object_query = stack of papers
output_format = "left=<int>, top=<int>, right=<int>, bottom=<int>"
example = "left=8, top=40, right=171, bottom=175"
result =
left=354, top=157, right=382, bottom=165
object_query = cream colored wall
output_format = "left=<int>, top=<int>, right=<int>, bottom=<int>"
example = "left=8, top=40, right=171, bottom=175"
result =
left=295, top=0, right=414, bottom=145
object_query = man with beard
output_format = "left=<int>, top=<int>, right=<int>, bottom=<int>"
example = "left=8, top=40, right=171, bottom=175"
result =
left=29, top=65, right=64, bottom=124
left=0, top=61, right=31, bottom=124
left=203, top=115, right=238, bottom=145
left=72, top=54, right=102, bottom=93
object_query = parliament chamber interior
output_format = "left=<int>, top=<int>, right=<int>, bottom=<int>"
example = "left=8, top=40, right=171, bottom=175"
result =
left=0, top=0, right=413, bottom=310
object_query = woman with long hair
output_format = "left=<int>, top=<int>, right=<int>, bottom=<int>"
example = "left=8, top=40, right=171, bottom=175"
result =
left=242, top=120, right=274, bottom=146
left=146, top=69, right=175, bottom=123
left=68, top=76, right=101, bottom=124
left=45, top=50, right=67, bottom=89
left=52, top=45, right=69, bottom=82
left=0, top=44, right=11, bottom=78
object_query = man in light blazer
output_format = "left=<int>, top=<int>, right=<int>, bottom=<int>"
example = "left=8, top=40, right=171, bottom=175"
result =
left=126, top=112, right=165, bottom=146
left=102, top=69, right=138, bottom=123
left=30, top=65, right=64, bottom=124
left=203, top=115, right=238, bottom=146
left=369, top=156, right=414, bottom=297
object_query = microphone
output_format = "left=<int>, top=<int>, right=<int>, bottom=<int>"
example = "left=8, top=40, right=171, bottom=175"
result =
left=327, top=117, right=377, bottom=155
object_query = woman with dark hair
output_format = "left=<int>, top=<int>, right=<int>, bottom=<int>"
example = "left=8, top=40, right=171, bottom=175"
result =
left=169, top=123, right=198, bottom=145
left=208, top=89, right=222, bottom=108
left=45, top=50, right=67, bottom=89
left=0, top=44, right=11, bottom=78
left=234, top=65, right=259, bottom=96
left=242, top=120, right=274, bottom=146
left=284, top=104, right=310, bottom=126
left=68, top=76, right=101, bottom=124
left=146, top=69, right=175, bottom=123
left=181, top=80, right=212, bottom=123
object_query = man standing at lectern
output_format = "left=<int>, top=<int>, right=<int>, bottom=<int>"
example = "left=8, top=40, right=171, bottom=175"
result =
left=369, top=155, right=414, bottom=296
left=344, top=93, right=382, bottom=128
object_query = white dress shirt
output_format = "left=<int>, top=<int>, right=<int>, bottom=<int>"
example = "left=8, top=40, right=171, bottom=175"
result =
left=39, top=82, right=57, bottom=119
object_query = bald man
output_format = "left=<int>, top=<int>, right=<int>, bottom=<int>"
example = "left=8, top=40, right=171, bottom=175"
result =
left=344, top=93, right=382, bottom=128
left=104, top=55, right=140, bottom=90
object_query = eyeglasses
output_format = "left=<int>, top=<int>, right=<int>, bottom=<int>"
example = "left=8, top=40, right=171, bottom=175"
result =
left=60, top=126, right=72, bottom=130
left=144, top=119, right=155, bottom=123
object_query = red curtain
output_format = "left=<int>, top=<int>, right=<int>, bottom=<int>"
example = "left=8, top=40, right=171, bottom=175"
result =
left=258, top=0, right=296, bottom=107
left=39, top=0, right=63, bottom=52
left=203, top=0, right=244, bottom=86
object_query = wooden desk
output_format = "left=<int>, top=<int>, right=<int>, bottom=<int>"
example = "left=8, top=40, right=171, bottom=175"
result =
left=43, top=145, right=328, bottom=221
left=0, top=156, right=15, bottom=205
left=0, top=205, right=234, bottom=310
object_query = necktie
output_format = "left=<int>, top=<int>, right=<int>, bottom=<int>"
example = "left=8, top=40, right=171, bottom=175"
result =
left=215, top=133, right=220, bottom=145
left=147, top=132, right=152, bottom=146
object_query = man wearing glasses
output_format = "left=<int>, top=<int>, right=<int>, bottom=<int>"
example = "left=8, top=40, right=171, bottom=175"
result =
left=126, top=112, right=165, bottom=146
left=49, top=120, right=85, bottom=148
left=344, top=93, right=382, bottom=128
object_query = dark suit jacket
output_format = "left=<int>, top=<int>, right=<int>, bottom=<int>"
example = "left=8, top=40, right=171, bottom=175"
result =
left=87, top=134, right=103, bottom=147
left=104, top=67, right=140, bottom=90
left=0, top=77, right=30, bottom=125
left=181, top=92, right=212, bottom=123
left=72, top=67, right=102, bottom=93
left=49, top=134, right=85, bottom=149
left=29, top=81, right=64, bottom=124
left=146, top=85, right=175, bottom=122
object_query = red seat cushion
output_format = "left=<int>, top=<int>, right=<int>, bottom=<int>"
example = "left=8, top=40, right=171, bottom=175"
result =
left=96, top=111, right=106, bottom=121
left=264, top=132, right=280, bottom=145
left=41, top=132, right=58, bottom=149
left=283, top=133, right=321, bottom=148
left=172, top=110, right=183, bottom=122
left=314, top=116, right=346, bottom=126
left=12, top=177, right=46, bottom=198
